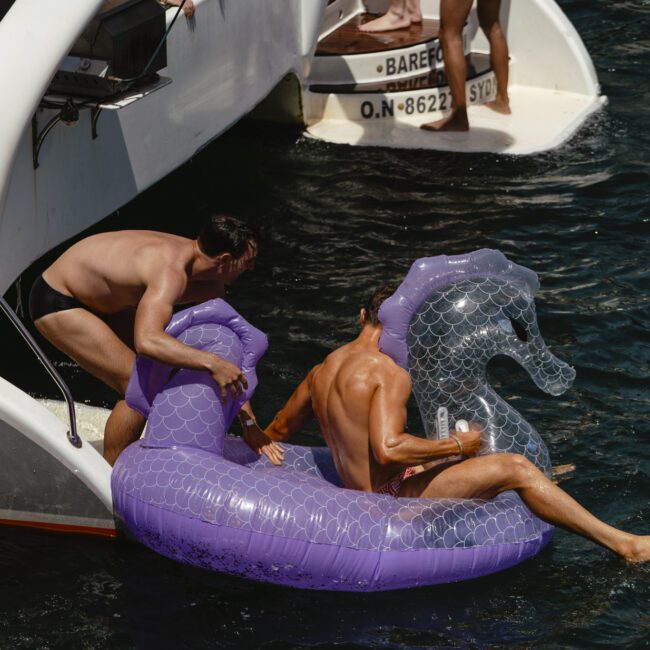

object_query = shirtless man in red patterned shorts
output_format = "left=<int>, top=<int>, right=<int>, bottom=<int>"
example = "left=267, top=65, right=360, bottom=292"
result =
left=245, top=285, right=650, bottom=562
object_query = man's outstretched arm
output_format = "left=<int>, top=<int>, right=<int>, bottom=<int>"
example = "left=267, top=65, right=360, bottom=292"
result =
left=245, top=366, right=319, bottom=465
left=368, top=368, right=481, bottom=466
left=266, top=366, right=318, bottom=441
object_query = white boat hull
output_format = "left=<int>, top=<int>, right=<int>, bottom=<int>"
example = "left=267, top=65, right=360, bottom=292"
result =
left=0, top=0, right=325, bottom=295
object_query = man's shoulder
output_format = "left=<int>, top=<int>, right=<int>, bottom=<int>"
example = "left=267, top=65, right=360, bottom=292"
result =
left=137, top=233, right=194, bottom=268
left=360, top=350, right=409, bottom=392
left=335, top=345, right=409, bottom=384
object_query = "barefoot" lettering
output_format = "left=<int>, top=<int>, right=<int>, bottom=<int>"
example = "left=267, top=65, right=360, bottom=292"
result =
left=385, top=44, right=443, bottom=77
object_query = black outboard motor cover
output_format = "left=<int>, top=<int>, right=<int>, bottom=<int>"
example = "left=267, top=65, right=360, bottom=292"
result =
left=70, top=0, right=166, bottom=79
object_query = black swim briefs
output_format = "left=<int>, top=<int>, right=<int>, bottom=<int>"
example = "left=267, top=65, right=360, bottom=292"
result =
left=29, top=274, right=86, bottom=321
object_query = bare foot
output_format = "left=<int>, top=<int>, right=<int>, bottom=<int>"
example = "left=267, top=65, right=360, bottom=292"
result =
left=486, top=96, right=511, bottom=115
left=618, top=535, right=650, bottom=563
left=163, top=0, right=195, bottom=18
left=421, top=109, right=469, bottom=132
left=406, top=0, right=423, bottom=23
left=359, top=11, right=412, bottom=33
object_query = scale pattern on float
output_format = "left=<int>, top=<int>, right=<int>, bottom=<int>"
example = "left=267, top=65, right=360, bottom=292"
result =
left=408, top=277, right=576, bottom=473
left=115, top=437, right=549, bottom=552
left=380, top=251, right=576, bottom=477
left=145, top=323, right=242, bottom=454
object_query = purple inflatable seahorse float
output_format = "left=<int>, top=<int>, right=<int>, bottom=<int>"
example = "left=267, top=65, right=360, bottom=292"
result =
left=112, top=250, right=574, bottom=591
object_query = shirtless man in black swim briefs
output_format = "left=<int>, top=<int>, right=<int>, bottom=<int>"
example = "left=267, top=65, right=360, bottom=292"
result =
left=30, top=214, right=260, bottom=465
left=245, top=284, right=650, bottom=562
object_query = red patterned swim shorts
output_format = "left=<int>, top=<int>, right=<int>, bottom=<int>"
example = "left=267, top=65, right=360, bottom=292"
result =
left=376, top=466, right=419, bottom=498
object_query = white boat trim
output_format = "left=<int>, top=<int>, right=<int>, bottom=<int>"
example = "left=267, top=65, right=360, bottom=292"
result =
left=0, top=0, right=325, bottom=295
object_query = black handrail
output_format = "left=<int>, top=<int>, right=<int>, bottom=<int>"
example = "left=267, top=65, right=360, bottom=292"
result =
left=0, top=297, right=81, bottom=448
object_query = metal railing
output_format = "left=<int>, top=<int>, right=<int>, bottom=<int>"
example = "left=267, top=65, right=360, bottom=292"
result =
left=0, top=297, right=81, bottom=448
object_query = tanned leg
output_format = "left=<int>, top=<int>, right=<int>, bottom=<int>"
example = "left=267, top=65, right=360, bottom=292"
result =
left=35, top=309, right=143, bottom=464
left=477, top=0, right=511, bottom=114
left=359, top=0, right=421, bottom=33
left=103, top=401, right=146, bottom=466
left=162, top=0, right=195, bottom=18
left=399, top=453, right=650, bottom=562
left=421, top=0, right=473, bottom=131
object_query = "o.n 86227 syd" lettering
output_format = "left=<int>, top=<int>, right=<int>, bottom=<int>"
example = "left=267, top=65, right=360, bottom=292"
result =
left=360, top=92, right=451, bottom=119
left=469, top=77, right=496, bottom=103
left=358, top=74, right=496, bottom=120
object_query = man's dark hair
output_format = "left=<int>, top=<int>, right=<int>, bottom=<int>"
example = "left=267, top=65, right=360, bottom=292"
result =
left=197, top=213, right=257, bottom=258
left=364, top=283, right=398, bottom=326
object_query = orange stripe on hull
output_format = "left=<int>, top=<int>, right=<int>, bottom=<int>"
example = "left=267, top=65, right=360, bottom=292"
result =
left=0, top=517, right=118, bottom=538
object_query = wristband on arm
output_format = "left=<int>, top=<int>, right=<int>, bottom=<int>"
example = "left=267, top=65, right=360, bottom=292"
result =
left=450, top=435, right=464, bottom=455
left=239, top=414, right=256, bottom=429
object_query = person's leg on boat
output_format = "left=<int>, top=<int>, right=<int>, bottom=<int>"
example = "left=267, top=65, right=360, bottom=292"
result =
left=398, top=452, right=650, bottom=562
left=358, top=0, right=422, bottom=33
left=421, top=0, right=473, bottom=131
left=477, top=0, right=511, bottom=114
left=103, top=400, right=146, bottom=466
left=33, top=307, right=145, bottom=465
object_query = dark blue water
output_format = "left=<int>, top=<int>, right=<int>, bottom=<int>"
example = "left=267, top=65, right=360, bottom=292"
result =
left=1, top=1, right=649, bottom=647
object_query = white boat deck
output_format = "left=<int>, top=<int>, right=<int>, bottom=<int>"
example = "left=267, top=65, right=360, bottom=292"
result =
left=307, top=86, right=607, bottom=154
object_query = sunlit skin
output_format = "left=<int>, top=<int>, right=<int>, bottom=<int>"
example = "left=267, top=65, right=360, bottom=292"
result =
left=163, top=0, right=195, bottom=19
left=34, top=230, right=257, bottom=465
left=358, top=0, right=422, bottom=33
left=420, top=0, right=511, bottom=133
left=246, top=310, right=650, bottom=563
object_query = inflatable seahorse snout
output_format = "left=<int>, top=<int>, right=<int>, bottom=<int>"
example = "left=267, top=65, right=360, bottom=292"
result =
left=502, top=330, right=576, bottom=397
left=480, top=288, right=576, bottom=398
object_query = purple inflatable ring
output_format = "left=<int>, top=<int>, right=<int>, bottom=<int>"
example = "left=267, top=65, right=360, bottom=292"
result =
left=112, top=285, right=557, bottom=591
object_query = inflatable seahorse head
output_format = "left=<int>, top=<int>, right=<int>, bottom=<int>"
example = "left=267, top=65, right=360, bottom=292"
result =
left=379, top=250, right=575, bottom=474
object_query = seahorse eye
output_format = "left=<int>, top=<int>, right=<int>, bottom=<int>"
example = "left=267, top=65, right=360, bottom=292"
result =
left=496, top=316, right=528, bottom=342
left=510, top=318, right=528, bottom=342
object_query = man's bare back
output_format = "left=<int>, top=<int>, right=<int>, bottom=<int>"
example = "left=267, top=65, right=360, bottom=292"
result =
left=306, top=340, right=412, bottom=492
left=253, top=285, right=474, bottom=491
left=42, top=229, right=245, bottom=314
left=43, top=230, right=209, bottom=314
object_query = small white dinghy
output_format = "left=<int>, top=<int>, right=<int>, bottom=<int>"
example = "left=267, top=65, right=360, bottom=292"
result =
left=298, top=0, right=606, bottom=154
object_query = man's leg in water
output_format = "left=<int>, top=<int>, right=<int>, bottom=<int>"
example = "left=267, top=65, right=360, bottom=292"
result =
left=421, top=0, right=473, bottom=131
left=34, top=308, right=145, bottom=465
left=398, top=453, right=650, bottom=562
left=359, top=0, right=422, bottom=33
left=477, top=0, right=511, bottom=114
